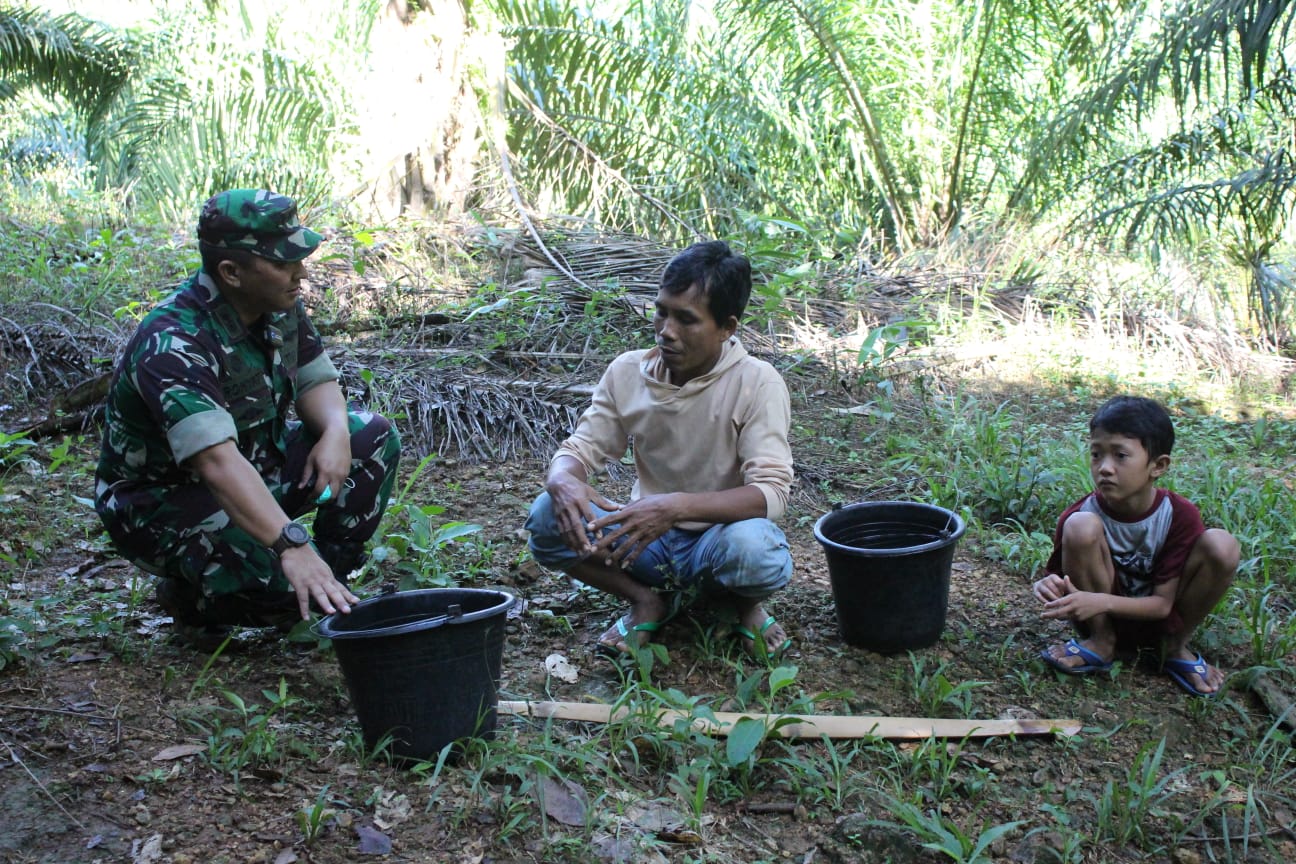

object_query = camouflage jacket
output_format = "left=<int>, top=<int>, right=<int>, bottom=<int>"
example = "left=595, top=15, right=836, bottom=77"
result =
left=95, top=270, right=339, bottom=513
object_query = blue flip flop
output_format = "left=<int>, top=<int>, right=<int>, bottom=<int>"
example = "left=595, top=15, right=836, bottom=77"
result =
left=1163, top=653, right=1220, bottom=698
left=1040, top=638, right=1113, bottom=675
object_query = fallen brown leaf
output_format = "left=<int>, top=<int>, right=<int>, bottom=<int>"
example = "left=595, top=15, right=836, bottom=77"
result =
left=152, top=744, right=206, bottom=761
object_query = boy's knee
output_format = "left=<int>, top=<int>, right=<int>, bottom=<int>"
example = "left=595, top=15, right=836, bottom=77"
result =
left=1196, top=528, right=1240, bottom=579
left=1060, top=511, right=1105, bottom=547
left=712, top=519, right=792, bottom=597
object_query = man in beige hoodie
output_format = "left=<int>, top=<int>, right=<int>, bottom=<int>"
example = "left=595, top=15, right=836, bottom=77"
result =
left=525, top=241, right=794, bottom=659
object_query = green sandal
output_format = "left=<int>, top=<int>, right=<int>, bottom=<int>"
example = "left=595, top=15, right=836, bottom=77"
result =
left=733, top=615, right=793, bottom=661
left=597, top=615, right=661, bottom=657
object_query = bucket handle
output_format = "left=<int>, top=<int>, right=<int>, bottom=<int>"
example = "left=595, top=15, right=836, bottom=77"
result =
left=387, top=603, right=466, bottom=631
left=309, top=602, right=466, bottom=639
left=399, top=606, right=462, bottom=630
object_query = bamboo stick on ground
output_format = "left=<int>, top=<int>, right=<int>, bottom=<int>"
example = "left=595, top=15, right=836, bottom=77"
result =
left=498, top=700, right=1081, bottom=740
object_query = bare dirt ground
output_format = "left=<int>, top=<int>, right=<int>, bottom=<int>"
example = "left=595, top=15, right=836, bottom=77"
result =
left=2, top=435, right=1292, bottom=864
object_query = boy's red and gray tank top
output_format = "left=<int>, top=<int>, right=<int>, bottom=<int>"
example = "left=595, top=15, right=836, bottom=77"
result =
left=1077, top=491, right=1172, bottom=598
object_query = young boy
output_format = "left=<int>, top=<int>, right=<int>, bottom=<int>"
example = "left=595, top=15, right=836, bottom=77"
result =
left=1033, top=395, right=1239, bottom=696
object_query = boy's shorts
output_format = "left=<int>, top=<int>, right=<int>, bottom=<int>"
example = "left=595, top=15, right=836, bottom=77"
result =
left=525, top=491, right=792, bottom=599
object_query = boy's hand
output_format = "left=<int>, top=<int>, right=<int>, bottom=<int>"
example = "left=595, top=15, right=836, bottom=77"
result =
left=1041, top=575, right=1111, bottom=622
left=1032, top=573, right=1068, bottom=603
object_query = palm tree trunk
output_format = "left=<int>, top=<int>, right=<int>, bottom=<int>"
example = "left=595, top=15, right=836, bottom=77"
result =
left=944, top=0, right=999, bottom=238
left=356, top=0, right=485, bottom=219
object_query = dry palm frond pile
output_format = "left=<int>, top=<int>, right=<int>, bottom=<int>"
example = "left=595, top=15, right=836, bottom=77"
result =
left=320, top=226, right=1004, bottom=460
left=0, top=304, right=125, bottom=425
left=0, top=223, right=1278, bottom=458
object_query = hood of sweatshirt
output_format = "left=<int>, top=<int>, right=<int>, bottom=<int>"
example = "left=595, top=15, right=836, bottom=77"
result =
left=638, top=336, right=747, bottom=401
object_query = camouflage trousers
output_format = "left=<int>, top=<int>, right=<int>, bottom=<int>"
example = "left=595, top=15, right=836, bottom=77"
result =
left=100, top=410, right=400, bottom=623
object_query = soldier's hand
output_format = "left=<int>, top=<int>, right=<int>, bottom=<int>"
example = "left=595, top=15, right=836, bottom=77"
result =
left=279, top=545, right=359, bottom=619
left=301, top=428, right=352, bottom=503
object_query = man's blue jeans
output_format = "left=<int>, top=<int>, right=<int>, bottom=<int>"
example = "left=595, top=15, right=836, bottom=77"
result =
left=525, top=491, right=792, bottom=599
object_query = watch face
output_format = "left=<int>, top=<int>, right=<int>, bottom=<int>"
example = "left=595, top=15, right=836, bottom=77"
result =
left=283, top=522, right=310, bottom=546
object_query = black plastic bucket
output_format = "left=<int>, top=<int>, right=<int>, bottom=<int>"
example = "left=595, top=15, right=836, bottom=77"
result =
left=316, top=588, right=515, bottom=763
left=813, top=501, right=965, bottom=653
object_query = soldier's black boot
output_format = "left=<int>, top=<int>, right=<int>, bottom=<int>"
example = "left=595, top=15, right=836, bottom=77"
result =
left=155, top=577, right=235, bottom=651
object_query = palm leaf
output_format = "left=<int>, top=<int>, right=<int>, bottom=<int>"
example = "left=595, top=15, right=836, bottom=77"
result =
left=90, top=3, right=359, bottom=215
left=1008, top=0, right=1296, bottom=215
left=724, top=0, right=917, bottom=246
left=0, top=4, right=134, bottom=129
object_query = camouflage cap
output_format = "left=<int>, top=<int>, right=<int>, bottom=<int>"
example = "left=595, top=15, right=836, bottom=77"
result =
left=197, top=189, right=323, bottom=262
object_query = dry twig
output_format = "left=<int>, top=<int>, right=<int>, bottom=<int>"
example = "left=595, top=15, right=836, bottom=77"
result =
left=1, top=735, right=88, bottom=832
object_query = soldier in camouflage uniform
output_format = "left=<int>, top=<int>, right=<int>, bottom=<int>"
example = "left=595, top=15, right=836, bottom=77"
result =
left=95, top=189, right=401, bottom=643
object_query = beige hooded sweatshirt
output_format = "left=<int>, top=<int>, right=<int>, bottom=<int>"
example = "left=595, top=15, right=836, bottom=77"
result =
left=554, top=337, right=793, bottom=529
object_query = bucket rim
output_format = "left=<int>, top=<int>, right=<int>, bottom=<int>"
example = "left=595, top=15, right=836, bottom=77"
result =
left=314, top=587, right=516, bottom=640
left=813, top=500, right=966, bottom=558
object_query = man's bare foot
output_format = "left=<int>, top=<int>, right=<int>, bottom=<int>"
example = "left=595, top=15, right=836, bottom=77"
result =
left=733, top=602, right=791, bottom=659
left=1040, top=637, right=1113, bottom=673
left=1163, top=647, right=1225, bottom=696
left=597, top=593, right=668, bottom=654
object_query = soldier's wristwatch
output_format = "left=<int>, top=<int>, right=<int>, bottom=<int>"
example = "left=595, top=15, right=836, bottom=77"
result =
left=270, top=521, right=311, bottom=556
